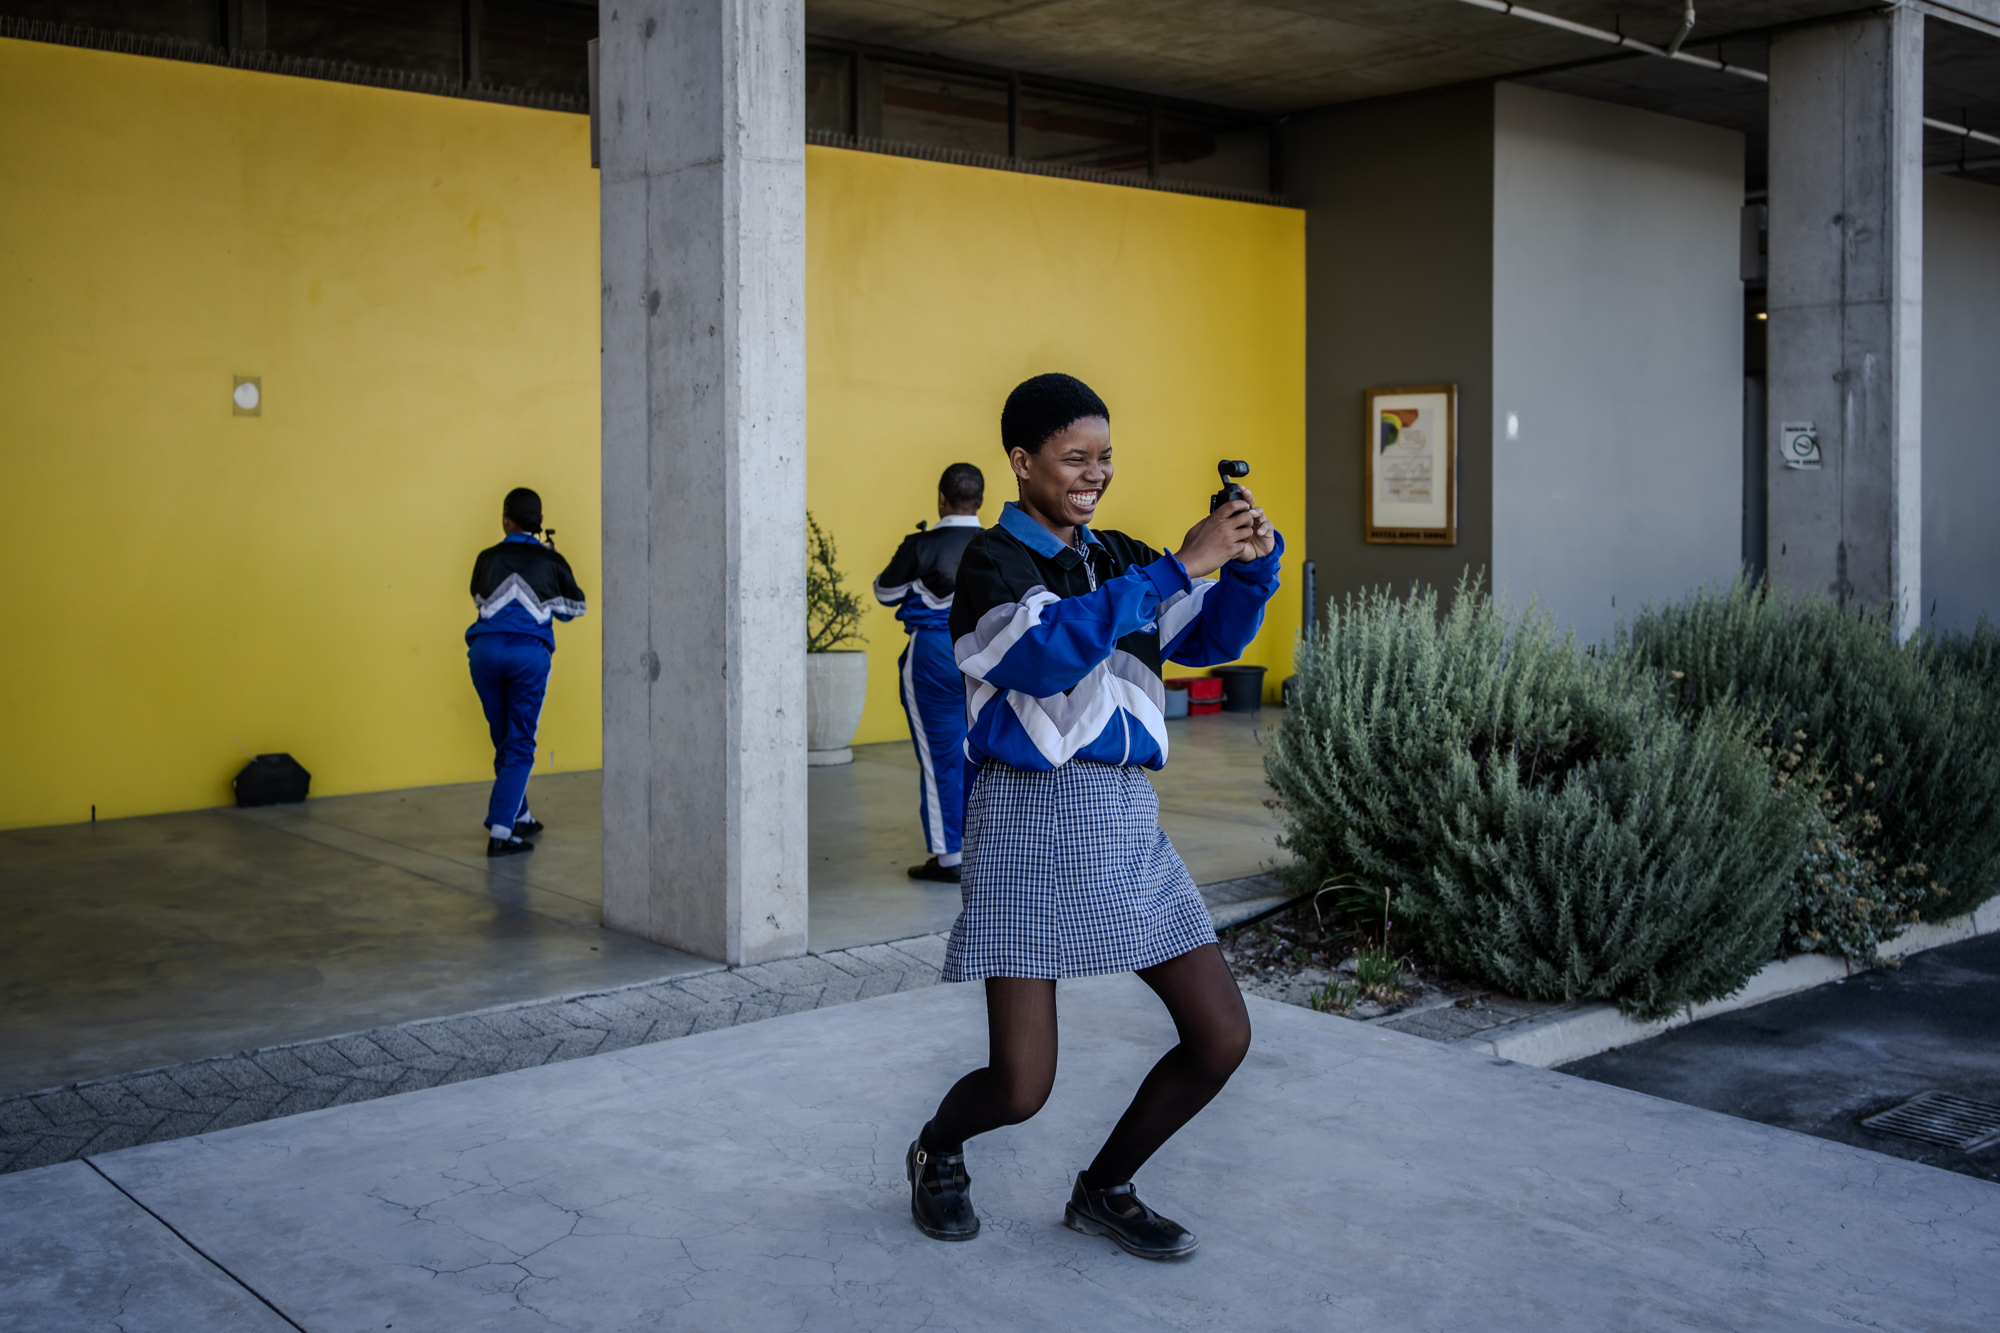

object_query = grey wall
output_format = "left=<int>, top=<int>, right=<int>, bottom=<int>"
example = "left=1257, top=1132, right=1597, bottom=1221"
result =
left=1490, top=83, right=1745, bottom=645
left=1285, top=83, right=1495, bottom=616
left=1922, top=174, right=2000, bottom=635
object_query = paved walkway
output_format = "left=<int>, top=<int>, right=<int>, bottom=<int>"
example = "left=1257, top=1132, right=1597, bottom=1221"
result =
left=2, top=714, right=1288, bottom=1096
left=2, top=936, right=946, bottom=1176
left=5, top=976, right=1994, bottom=1332
left=2, top=879, right=1291, bottom=1176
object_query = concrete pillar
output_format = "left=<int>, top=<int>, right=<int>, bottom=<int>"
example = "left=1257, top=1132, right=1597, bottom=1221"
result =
left=598, top=0, right=808, bottom=964
left=1766, top=10, right=1923, bottom=636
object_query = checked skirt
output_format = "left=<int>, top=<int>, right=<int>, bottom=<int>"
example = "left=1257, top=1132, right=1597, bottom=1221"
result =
left=941, top=760, right=1216, bottom=983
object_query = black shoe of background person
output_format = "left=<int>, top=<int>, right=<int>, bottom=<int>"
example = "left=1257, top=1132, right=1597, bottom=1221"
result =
left=906, top=1139, right=980, bottom=1241
left=907, top=857, right=961, bottom=884
left=514, top=817, right=545, bottom=837
left=486, top=836, right=535, bottom=858
left=1063, top=1174, right=1198, bottom=1260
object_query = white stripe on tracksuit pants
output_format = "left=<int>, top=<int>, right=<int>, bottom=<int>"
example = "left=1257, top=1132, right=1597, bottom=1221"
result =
left=898, top=627, right=966, bottom=857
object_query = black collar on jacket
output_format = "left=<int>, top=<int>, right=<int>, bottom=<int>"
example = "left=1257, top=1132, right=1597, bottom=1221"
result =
left=949, top=521, right=1169, bottom=682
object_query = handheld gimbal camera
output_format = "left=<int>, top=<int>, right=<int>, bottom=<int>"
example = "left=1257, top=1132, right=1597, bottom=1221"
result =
left=1210, top=460, right=1250, bottom=513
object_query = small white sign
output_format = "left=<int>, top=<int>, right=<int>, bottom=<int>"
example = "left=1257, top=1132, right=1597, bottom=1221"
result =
left=1780, top=420, right=1820, bottom=470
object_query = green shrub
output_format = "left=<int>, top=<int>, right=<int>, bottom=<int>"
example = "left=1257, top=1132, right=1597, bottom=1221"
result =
left=1266, top=582, right=1808, bottom=1021
left=806, top=511, right=866, bottom=652
left=1617, top=580, right=2000, bottom=921
left=1920, top=616, right=2000, bottom=688
left=1769, top=737, right=1925, bottom=964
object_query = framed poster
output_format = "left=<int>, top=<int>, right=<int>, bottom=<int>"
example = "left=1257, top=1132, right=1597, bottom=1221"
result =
left=1365, top=384, right=1457, bottom=544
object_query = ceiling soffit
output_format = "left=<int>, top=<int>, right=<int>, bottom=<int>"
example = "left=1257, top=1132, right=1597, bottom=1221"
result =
left=802, top=1, right=1862, bottom=114
left=806, top=2, right=2000, bottom=187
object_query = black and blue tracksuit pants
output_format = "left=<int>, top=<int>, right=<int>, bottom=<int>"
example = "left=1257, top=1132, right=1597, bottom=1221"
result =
left=898, top=628, right=965, bottom=856
left=468, top=632, right=550, bottom=834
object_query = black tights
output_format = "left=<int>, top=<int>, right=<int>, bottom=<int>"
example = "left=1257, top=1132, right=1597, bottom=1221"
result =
left=920, top=943, right=1251, bottom=1189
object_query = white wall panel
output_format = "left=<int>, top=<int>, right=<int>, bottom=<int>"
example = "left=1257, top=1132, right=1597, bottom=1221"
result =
left=1922, top=174, right=2000, bottom=635
left=1491, top=83, right=1744, bottom=644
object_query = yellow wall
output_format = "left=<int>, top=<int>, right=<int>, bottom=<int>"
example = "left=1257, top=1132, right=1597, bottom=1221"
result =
left=805, top=147, right=1306, bottom=744
left=0, top=38, right=1304, bottom=830
left=0, top=38, right=603, bottom=829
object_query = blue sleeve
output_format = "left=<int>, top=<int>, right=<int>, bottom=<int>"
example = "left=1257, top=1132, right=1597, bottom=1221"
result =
left=955, top=554, right=1190, bottom=697
left=1161, top=532, right=1284, bottom=667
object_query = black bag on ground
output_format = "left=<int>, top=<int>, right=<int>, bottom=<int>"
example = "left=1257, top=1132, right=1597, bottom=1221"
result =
left=234, top=753, right=311, bottom=806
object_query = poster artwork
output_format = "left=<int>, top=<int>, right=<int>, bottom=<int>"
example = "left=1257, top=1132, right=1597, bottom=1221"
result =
left=1377, top=407, right=1432, bottom=505
left=1364, top=385, right=1456, bottom=545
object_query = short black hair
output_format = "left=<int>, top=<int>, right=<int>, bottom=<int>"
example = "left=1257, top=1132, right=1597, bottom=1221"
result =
left=939, top=462, right=984, bottom=505
left=503, top=487, right=543, bottom=533
left=1000, top=373, right=1109, bottom=456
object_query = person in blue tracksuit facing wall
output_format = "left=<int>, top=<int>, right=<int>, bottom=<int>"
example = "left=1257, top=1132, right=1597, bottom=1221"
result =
left=874, top=463, right=986, bottom=884
left=467, top=488, right=587, bottom=858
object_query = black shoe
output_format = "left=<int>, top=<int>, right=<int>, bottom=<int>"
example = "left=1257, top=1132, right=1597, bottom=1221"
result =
left=907, top=857, right=961, bottom=884
left=1064, top=1175, right=1198, bottom=1260
left=906, top=1139, right=979, bottom=1241
left=486, top=836, right=534, bottom=858
left=513, top=817, right=545, bottom=837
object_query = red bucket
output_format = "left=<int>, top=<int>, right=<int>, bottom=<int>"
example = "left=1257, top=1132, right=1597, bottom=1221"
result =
left=1168, top=676, right=1224, bottom=716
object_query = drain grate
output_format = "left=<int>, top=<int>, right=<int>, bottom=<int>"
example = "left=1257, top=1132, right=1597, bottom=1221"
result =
left=1861, top=1091, right=2000, bottom=1152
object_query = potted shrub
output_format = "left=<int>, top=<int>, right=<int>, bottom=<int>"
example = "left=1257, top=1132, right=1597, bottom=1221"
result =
left=806, top=511, right=868, bottom=765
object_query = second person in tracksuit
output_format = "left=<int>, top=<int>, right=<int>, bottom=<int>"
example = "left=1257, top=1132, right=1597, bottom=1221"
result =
left=873, top=463, right=986, bottom=883
left=466, top=488, right=586, bottom=857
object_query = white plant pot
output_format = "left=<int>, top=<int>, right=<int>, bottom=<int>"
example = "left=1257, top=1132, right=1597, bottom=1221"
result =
left=806, top=650, right=869, bottom=765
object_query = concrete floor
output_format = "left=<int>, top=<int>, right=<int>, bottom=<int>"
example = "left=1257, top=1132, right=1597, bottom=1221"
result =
left=1564, top=930, right=2000, bottom=1182
left=6, top=974, right=1995, bottom=1332
left=0, top=774, right=710, bottom=1099
left=0, top=714, right=1287, bottom=1097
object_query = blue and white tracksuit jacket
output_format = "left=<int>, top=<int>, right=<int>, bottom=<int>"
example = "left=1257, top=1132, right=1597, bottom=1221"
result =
left=950, top=501, right=1283, bottom=778
left=874, top=515, right=983, bottom=856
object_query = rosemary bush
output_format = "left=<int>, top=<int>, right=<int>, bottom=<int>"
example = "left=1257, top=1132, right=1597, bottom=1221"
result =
left=1920, top=616, right=2000, bottom=688
left=1617, top=581, right=2000, bottom=921
left=1266, top=582, right=1807, bottom=1021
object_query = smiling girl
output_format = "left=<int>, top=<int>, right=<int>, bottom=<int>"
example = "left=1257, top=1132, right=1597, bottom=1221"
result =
left=905, top=373, right=1282, bottom=1260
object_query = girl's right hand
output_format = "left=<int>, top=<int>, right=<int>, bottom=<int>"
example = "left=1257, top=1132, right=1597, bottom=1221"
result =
left=1176, top=499, right=1259, bottom=578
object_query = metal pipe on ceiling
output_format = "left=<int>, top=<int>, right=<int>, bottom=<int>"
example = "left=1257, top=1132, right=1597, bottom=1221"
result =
left=1665, top=2, right=1697, bottom=57
left=1931, top=116, right=2000, bottom=152
left=1452, top=0, right=1760, bottom=78
left=1449, top=0, right=2000, bottom=151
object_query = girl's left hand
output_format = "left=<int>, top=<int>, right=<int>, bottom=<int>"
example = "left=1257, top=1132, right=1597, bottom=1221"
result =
left=1231, top=487, right=1277, bottom=561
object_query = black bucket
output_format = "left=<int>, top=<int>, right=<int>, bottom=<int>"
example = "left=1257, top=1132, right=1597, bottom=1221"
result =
left=1211, top=665, right=1267, bottom=712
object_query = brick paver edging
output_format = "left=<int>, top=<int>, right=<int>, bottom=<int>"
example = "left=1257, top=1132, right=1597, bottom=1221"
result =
left=0, top=935, right=948, bottom=1175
